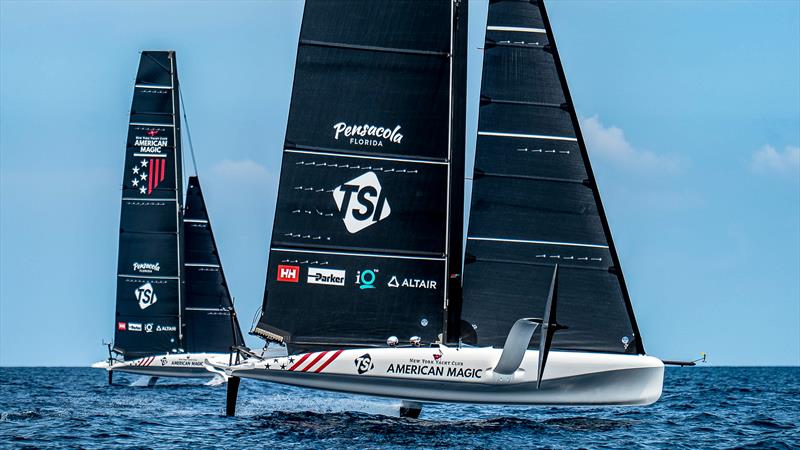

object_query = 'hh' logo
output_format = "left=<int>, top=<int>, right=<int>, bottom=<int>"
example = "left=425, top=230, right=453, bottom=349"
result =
left=332, top=172, right=391, bottom=234
left=277, top=265, right=300, bottom=283
left=135, top=282, right=157, bottom=310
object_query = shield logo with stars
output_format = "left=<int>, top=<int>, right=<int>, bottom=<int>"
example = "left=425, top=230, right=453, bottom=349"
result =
left=131, top=156, right=167, bottom=195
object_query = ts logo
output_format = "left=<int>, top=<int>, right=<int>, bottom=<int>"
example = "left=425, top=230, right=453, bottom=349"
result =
left=332, top=172, right=391, bottom=234
left=354, top=353, right=374, bottom=375
left=135, top=282, right=157, bottom=310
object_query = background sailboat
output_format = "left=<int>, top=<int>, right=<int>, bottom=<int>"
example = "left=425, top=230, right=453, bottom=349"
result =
left=96, top=51, right=244, bottom=384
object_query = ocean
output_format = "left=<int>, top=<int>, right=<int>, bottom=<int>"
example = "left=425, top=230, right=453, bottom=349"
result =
left=1, top=367, right=797, bottom=449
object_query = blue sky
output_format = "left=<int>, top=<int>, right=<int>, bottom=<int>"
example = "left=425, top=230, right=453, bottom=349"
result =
left=1, top=0, right=798, bottom=366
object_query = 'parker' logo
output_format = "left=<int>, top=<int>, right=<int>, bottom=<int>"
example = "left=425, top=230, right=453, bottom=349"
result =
left=332, top=172, right=391, bottom=234
left=135, top=282, right=157, bottom=310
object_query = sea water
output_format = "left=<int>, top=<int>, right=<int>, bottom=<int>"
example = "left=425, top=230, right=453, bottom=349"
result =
left=1, top=367, right=797, bottom=448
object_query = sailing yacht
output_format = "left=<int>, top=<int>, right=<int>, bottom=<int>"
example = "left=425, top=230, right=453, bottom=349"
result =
left=95, top=51, right=245, bottom=384
left=214, top=0, right=664, bottom=415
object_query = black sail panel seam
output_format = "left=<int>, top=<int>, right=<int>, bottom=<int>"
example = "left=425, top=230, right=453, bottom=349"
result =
left=467, top=256, right=611, bottom=272
left=300, top=39, right=450, bottom=58
left=473, top=170, right=585, bottom=185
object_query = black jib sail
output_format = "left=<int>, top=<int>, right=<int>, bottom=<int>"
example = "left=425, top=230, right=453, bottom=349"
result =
left=460, top=1, right=644, bottom=354
left=183, top=176, right=245, bottom=352
left=114, top=51, right=185, bottom=359
left=254, top=0, right=468, bottom=352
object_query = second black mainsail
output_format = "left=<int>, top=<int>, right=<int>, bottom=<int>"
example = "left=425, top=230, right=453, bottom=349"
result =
left=253, top=0, right=464, bottom=352
left=460, top=0, right=643, bottom=354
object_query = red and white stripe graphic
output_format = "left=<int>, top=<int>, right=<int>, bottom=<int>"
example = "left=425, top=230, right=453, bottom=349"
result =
left=134, top=356, right=156, bottom=367
left=287, top=350, right=344, bottom=373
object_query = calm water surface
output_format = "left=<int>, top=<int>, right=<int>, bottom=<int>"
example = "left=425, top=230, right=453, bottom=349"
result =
left=1, top=367, right=798, bottom=448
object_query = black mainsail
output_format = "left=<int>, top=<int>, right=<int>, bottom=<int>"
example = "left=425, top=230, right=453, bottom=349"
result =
left=460, top=0, right=644, bottom=354
left=183, top=176, right=245, bottom=352
left=113, top=51, right=244, bottom=360
left=114, top=51, right=185, bottom=359
left=254, top=0, right=467, bottom=352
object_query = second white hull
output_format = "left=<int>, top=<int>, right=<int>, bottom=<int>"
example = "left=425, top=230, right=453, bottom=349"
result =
left=101, top=353, right=236, bottom=379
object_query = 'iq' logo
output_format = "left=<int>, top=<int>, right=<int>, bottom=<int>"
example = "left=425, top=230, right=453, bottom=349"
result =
left=356, top=269, right=378, bottom=290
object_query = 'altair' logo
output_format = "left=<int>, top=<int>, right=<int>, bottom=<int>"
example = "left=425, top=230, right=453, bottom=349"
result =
left=135, top=282, right=157, bottom=310
left=333, top=122, right=403, bottom=148
left=332, top=172, right=391, bottom=233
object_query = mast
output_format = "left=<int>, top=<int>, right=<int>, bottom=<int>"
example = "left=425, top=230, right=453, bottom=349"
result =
left=171, top=53, right=185, bottom=348
left=183, top=176, right=246, bottom=352
left=445, top=0, right=468, bottom=344
left=114, top=51, right=185, bottom=359
left=253, top=0, right=457, bottom=353
left=459, top=0, right=645, bottom=354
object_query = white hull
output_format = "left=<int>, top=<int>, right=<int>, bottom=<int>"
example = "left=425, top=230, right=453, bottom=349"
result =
left=224, top=346, right=664, bottom=406
left=99, top=353, right=236, bottom=379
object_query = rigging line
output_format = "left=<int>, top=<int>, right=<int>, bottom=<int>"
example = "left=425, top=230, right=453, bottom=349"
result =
left=178, top=88, right=199, bottom=177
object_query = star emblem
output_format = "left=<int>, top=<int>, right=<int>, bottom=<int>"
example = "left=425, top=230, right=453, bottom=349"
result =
left=280, top=364, right=286, bottom=370
left=132, top=166, right=139, bottom=174
left=265, top=363, right=271, bottom=369
left=273, top=359, right=278, bottom=363
left=140, top=173, right=147, bottom=181
left=132, top=179, right=139, bottom=187
left=139, top=186, right=146, bottom=194
left=141, top=159, right=148, bottom=167
left=288, top=357, right=295, bottom=364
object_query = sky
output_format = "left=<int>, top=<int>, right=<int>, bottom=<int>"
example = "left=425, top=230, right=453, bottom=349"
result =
left=1, top=0, right=798, bottom=367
